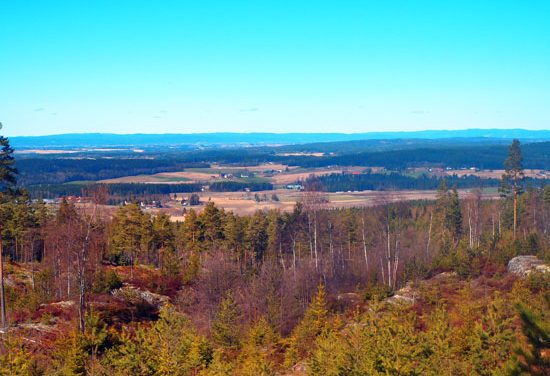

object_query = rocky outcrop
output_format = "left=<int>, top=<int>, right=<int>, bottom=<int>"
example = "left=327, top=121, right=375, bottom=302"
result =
left=48, top=300, right=75, bottom=309
left=507, top=256, right=550, bottom=277
left=16, top=322, right=58, bottom=333
left=387, top=282, right=417, bottom=305
left=336, top=292, right=361, bottom=305
left=111, top=285, right=169, bottom=308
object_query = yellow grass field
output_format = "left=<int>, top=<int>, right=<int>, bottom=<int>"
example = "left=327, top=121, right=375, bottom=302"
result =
left=444, top=169, right=547, bottom=179
left=100, top=171, right=214, bottom=184
left=16, top=149, right=79, bottom=154
left=270, top=169, right=342, bottom=184
left=100, top=165, right=388, bottom=185
left=162, top=188, right=499, bottom=219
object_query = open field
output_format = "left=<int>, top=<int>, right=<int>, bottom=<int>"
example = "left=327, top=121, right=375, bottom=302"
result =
left=99, top=165, right=382, bottom=185
left=444, top=168, right=547, bottom=179
left=276, top=152, right=325, bottom=157
left=16, top=149, right=80, bottom=154
left=100, top=173, right=197, bottom=184
left=270, top=166, right=385, bottom=184
left=211, top=163, right=290, bottom=172
left=100, top=164, right=293, bottom=184
left=270, top=168, right=343, bottom=184
left=16, top=148, right=146, bottom=154
left=161, top=188, right=499, bottom=218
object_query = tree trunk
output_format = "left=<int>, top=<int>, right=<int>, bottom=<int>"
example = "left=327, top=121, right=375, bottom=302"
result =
left=380, top=256, right=386, bottom=286
left=328, top=222, right=334, bottom=276
left=67, top=253, right=71, bottom=298
left=513, top=190, right=518, bottom=239
left=313, top=211, right=318, bottom=271
left=498, top=210, right=501, bottom=237
left=78, top=204, right=97, bottom=333
left=393, top=236, right=399, bottom=290
left=492, top=214, right=495, bottom=239
left=0, top=232, right=7, bottom=330
left=426, top=212, right=433, bottom=260
left=279, top=240, right=286, bottom=270
left=361, top=217, right=368, bottom=273
left=386, top=223, right=392, bottom=289
left=307, top=213, right=313, bottom=263
left=292, top=236, right=297, bottom=278
left=468, top=204, right=473, bottom=249
left=78, top=257, right=86, bottom=333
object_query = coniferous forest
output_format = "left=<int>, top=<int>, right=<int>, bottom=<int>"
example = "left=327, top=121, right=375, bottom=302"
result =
left=0, top=136, right=549, bottom=375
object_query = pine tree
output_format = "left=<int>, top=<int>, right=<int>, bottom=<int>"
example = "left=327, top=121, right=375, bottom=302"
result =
left=423, top=306, right=453, bottom=372
left=435, top=180, right=462, bottom=248
left=53, top=330, right=88, bottom=375
left=108, top=204, right=146, bottom=267
left=435, top=179, right=451, bottom=248
left=153, top=305, right=201, bottom=375
left=508, top=300, right=550, bottom=375
left=104, top=304, right=210, bottom=375
left=285, top=283, right=329, bottom=367
left=238, top=317, right=279, bottom=376
left=468, top=293, right=514, bottom=374
left=222, top=212, right=245, bottom=266
left=201, top=202, right=223, bottom=247
left=212, top=291, right=242, bottom=350
left=501, top=139, right=524, bottom=239
left=152, top=212, right=175, bottom=253
left=0, top=335, right=43, bottom=376
left=245, top=211, right=268, bottom=263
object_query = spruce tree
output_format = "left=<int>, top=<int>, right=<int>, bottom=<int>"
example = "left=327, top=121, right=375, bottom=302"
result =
left=436, top=180, right=462, bottom=247
left=447, top=187, right=463, bottom=245
left=0, top=133, right=17, bottom=330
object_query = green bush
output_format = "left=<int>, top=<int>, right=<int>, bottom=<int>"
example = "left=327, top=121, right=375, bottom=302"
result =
left=92, top=269, right=123, bottom=293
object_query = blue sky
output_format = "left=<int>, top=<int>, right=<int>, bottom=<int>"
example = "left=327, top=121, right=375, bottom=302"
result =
left=1, top=1, right=549, bottom=136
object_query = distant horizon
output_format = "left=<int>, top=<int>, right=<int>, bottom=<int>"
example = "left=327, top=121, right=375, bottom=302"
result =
left=2, top=2, right=549, bottom=136
left=8, top=127, right=550, bottom=138
left=10, top=128, right=550, bottom=149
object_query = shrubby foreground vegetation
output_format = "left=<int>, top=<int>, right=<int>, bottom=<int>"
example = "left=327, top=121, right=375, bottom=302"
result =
left=0, top=138, right=549, bottom=375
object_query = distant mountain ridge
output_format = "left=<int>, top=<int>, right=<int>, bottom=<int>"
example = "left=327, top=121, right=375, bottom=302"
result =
left=10, top=129, right=550, bottom=148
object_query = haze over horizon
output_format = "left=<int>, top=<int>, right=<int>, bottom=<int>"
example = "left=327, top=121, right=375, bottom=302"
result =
left=2, top=1, right=549, bottom=137
left=9, top=128, right=550, bottom=138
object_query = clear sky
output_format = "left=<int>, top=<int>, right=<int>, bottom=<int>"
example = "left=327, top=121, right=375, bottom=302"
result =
left=1, top=1, right=549, bottom=136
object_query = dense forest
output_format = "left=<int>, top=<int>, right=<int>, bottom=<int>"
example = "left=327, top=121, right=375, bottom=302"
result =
left=314, top=171, right=500, bottom=191
left=314, top=171, right=550, bottom=192
left=1, top=138, right=549, bottom=375
left=24, top=173, right=549, bottom=200
left=15, top=140, right=550, bottom=187
left=27, top=181, right=274, bottom=200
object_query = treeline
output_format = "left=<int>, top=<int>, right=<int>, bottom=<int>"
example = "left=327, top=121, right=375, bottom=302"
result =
left=24, top=173, right=549, bottom=200
left=209, top=181, right=273, bottom=192
left=1, top=183, right=550, bottom=374
left=26, top=182, right=203, bottom=198
left=15, top=141, right=550, bottom=186
left=277, top=141, right=550, bottom=170
left=313, top=172, right=502, bottom=191
left=5, top=183, right=550, bottom=310
left=27, top=181, right=274, bottom=199
left=15, top=158, right=210, bottom=185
